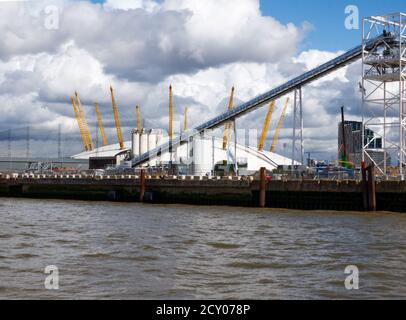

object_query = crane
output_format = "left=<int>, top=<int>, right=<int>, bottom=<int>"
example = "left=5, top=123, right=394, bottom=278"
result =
left=270, top=97, right=290, bottom=153
left=183, top=106, right=188, bottom=131
left=109, top=86, right=125, bottom=150
left=136, top=105, right=142, bottom=132
left=222, top=86, right=235, bottom=150
left=74, top=92, right=94, bottom=151
left=257, top=100, right=276, bottom=151
left=169, top=85, right=174, bottom=140
left=75, top=92, right=93, bottom=151
left=94, top=103, right=108, bottom=147
left=70, top=96, right=89, bottom=151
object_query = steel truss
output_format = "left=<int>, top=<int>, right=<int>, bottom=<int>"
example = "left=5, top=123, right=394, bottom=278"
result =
left=292, top=87, right=304, bottom=168
left=362, top=13, right=406, bottom=177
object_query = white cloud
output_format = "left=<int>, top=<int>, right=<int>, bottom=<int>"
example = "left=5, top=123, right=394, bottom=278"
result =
left=0, top=0, right=306, bottom=81
left=104, top=0, right=159, bottom=12
left=0, top=0, right=365, bottom=160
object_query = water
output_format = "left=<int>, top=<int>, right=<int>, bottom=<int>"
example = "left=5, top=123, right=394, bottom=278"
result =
left=0, top=197, right=406, bottom=300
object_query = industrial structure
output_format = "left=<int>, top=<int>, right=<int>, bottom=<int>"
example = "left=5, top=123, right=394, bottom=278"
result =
left=67, top=13, right=406, bottom=180
left=362, top=13, right=406, bottom=176
left=71, top=83, right=298, bottom=175
left=130, top=19, right=390, bottom=172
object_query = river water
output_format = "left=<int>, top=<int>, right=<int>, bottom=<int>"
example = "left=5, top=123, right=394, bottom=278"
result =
left=0, top=197, right=405, bottom=299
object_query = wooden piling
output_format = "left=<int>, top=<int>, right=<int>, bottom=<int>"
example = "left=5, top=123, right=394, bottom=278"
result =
left=367, top=164, right=376, bottom=211
left=139, top=169, right=145, bottom=202
left=361, top=161, right=369, bottom=211
left=259, top=167, right=266, bottom=208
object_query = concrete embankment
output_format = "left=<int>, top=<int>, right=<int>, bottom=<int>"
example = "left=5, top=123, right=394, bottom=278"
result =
left=1, top=174, right=406, bottom=212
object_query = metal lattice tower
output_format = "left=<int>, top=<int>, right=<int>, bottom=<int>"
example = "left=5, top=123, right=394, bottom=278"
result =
left=58, top=124, right=62, bottom=159
left=7, top=129, right=11, bottom=160
left=292, top=87, right=304, bottom=168
left=362, top=13, right=406, bottom=178
left=26, top=126, right=30, bottom=159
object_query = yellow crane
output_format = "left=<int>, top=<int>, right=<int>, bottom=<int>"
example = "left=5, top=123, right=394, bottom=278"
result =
left=257, top=100, right=276, bottom=151
left=222, top=86, right=235, bottom=150
left=270, top=97, right=290, bottom=153
left=71, top=96, right=89, bottom=151
left=94, top=103, right=108, bottom=147
left=75, top=92, right=94, bottom=151
left=183, top=106, right=188, bottom=131
left=169, top=84, right=174, bottom=140
left=136, top=105, right=142, bottom=132
left=109, top=86, right=125, bottom=150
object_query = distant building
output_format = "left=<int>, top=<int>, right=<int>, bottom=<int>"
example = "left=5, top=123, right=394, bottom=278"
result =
left=338, top=120, right=390, bottom=168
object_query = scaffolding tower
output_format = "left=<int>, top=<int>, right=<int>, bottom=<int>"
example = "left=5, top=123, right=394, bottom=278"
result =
left=362, top=13, right=406, bottom=177
left=291, top=87, right=304, bottom=168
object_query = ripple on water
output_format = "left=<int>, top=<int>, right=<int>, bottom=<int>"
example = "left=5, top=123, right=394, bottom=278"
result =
left=142, top=244, right=159, bottom=251
left=18, top=232, right=41, bottom=239
left=181, top=239, right=198, bottom=245
left=13, top=253, right=39, bottom=259
left=206, top=242, right=243, bottom=249
left=14, top=242, right=35, bottom=249
left=226, top=261, right=276, bottom=269
left=126, top=255, right=159, bottom=262
left=81, top=252, right=112, bottom=259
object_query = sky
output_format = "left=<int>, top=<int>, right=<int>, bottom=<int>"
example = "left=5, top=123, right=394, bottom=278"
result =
left=260, top=0, right=405, bottom=51
left=0, top=0, right=404, bottom=160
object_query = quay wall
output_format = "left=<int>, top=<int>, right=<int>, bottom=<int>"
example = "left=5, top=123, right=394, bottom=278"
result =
left=1, top=175, right=406, bottom=212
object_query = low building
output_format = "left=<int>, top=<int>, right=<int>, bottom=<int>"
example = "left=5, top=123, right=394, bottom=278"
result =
left=338, top=120, right=390, bottom=168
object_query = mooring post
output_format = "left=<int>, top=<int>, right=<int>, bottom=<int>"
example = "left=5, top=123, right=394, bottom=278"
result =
left=361, top=161, right=368, bottom=211
left=367, top=164, right=376, bottom=211
left=139, top=169, right=145, bottom=203
left=259, top=167, right=266, bottom=208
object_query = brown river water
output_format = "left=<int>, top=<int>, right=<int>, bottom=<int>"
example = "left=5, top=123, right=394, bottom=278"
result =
left=0, top=197, right=406, bottom=299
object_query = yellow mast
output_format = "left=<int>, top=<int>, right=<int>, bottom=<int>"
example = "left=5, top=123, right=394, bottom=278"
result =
left=169, top=84, right=174, bottom=140
left=75, top=92, right=94, bottom=151
left=270, top=97, right=290, bottom=153
left=71, top=96, right=89, bottom=151
left=183, top=106, right=188, bottom=131
left=109, top=86, right=125, bottom=150
left=94, top=103, right=108, bottom=146
left=136, top=105, right=142, bottom=132
left=258, top=100, right=276, bottom=151
left=222, top=86, right=235, bottom=150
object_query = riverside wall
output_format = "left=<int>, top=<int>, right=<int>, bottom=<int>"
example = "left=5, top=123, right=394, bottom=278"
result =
left=1, top=174, right=405, bottom=212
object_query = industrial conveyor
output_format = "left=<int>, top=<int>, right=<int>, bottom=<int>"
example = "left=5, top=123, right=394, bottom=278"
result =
left=132, top=36, right=384, bottom=167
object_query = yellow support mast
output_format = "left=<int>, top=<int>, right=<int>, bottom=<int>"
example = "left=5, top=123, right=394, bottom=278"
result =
left=169, top=84, right=174, bottom=140
left=94, top=103, right=108, bottom=147
left=71, top=96, right=89, bottom=151
left=109, top=86, right=125, bottom=150
left=75, top=92, right=94, bottom=151
left=136, top=105, right=142, bottom=132
left=258, top=100, right=276, bottom=151
left=222, top=86, right=235, bottom=150
left=183, top=106, right=188, bottom=131
left=270, top=97, right=290, bottom=153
